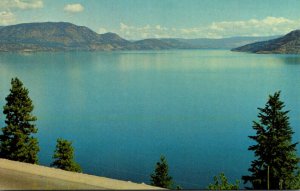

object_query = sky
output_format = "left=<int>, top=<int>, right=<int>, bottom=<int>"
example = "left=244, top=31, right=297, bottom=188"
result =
left=1, top=0, right=300, bottom=39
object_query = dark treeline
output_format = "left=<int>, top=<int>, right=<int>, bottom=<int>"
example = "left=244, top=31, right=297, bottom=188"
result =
left=0, top=77, right=299, bottom=189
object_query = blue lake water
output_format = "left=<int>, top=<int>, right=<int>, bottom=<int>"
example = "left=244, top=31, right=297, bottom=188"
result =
left=0, top=50, right=299, bottom=188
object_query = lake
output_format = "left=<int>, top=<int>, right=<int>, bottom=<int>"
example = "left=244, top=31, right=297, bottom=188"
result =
left=0, top=50, right=299, bottom=188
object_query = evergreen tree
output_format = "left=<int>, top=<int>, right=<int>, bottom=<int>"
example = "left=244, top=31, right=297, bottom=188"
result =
left=208, top=172, right=239, bottom=190
left=51, top=138, right=82, bottom=172
left=150, top=155, right=173, bottom=188
left=286, top=171, right=300, bottom=189
left=0, top=78, right=39, bottom=164
left=242, top=91, right=299, bottom=189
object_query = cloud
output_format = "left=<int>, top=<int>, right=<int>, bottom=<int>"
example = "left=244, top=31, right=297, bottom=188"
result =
left=64, top=3, right=84, bottom=13
left=118, top=22, right=171, bottom=39
left=113, top=16, right=300, bottom=40
left=0, top=11, right=16, bottom=25
left=204, top=16, right=298, bottom=37
left=0, top=0, right=43, bottom=25
left=98, top=27, right=108, bottom=34
left=0, top=0, right=43, bottom=10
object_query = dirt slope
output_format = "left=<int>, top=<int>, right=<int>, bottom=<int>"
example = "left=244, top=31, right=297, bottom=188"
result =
left=0, top=159, right=162, bottom=190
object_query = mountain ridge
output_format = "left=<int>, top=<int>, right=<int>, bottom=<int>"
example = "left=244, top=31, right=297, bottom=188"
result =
left=0, top=22, right=281, bottom=52
left=0, top=22, right=129, bottom=51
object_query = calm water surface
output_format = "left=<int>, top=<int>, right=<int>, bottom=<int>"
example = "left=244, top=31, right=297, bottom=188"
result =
left=0, top=50, right=299, bottom=188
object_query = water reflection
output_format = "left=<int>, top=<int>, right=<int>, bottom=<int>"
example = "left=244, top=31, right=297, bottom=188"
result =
left=276, top=55, right=300, bottom=64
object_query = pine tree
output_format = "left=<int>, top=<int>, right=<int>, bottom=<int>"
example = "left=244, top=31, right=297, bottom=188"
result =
left=286, top=171, right=300, bottom=189
left=0, top=78, right=39, bottom=164
left=242, top=91, right=299, bottom=189
left=51, top=138, right=82, bottom=172
left=208, top=172, right=239, bottom=190
left=150, top=155, right=173, bottom=188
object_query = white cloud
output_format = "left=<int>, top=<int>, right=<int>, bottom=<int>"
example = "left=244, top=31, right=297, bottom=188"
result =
left=0, top=0, right=43, bottom=25
left=202, top=16, right=299, bottom=37
left=64, top=3, right=84, bottom=13
left=262, top=16, right=292, bottom=25
left=113, top=16, right=300, bottom=40
left=118, top=22, right=172, bottom=39
left=98, top=27, right=107, bottom=34
left=0, top=0, right=43, bottom=10
left=0, top=11, right=16, bottom=25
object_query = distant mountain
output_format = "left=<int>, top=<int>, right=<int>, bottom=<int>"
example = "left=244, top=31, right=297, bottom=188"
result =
left=0, top=22, right=281, bottom=52
left=125, top=38, right=193, bottom=50
left=130, top=36, right=279, bottom=50
left=232, top=30, right=300, bottom=54
left=0, top=22, right=129, bottom=51
left=125, top=39, right=173, bottom=50
left=175, top=36, right=281, bottom=49
left=98, top=32, right=128, bottom=45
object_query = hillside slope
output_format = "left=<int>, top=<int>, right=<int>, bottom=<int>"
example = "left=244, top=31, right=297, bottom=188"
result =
left=232, top=30, right=300, bottom=54
left=0, top=159, right=162, bottom=190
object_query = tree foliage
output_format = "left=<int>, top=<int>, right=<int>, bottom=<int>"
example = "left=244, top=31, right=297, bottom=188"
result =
left=208, top=172, right=239, bottom=190
left=242, top=91, right=299, bottom=189
left=51, top=138, right=82, bottom=173
left=0, top=78, right=39, bottom=164
left=286, top=170, right=300, bottom=189
left=150, top=155, right=173, bottom=188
